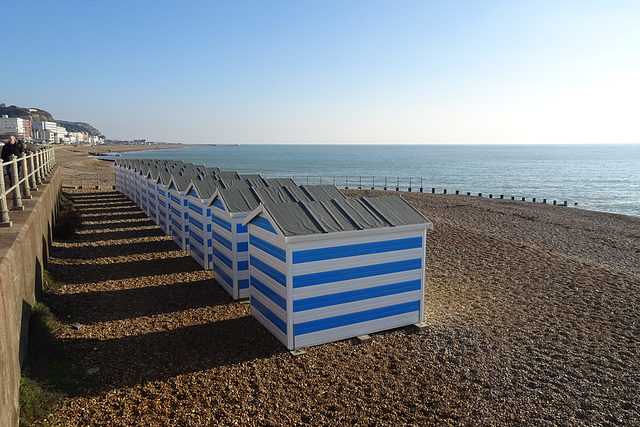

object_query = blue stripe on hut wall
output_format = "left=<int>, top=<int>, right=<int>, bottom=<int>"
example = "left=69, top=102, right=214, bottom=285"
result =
left=292, top=258, right=422, bottom=288
left=251, top=216, right=277, bottom=234
left=251, top=276, right=287, bottom=310
left=213, top=199, right=225, bottom=211
left=190, top=232, right=205, bottom=246
left=214, top=247, right=233, bottom=269
left=293, top=237, right=422, bottom=264
left=212, top=214, right=232, bottom=232
left=250, top=256, right=286, bottom=287
left=189, top=202, right=203, bottom=215
left=293, top=279, right=421, bottom=312
left=250, top=235, right=286, bottom=263
left=189, top=216, right=204, bottom=231
left=214, top=265, right=233, bottom=287
left=212, top=231, right=232, bottom=251
left=251, top=296, right=287, bottom=334
left=294, top=300, right=420, bottom=336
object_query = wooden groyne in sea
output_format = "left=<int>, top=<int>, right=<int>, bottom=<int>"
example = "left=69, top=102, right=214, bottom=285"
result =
left=290, top=176, right=574, bottom=207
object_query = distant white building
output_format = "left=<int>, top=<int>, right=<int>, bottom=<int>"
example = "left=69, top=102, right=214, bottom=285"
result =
left=33, top=121, right=67, bottom=143
left=0, top=115, right=25, bottom=136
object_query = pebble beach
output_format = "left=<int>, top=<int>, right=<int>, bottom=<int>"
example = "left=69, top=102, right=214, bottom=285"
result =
left=44, top=146, right=640, bottom=425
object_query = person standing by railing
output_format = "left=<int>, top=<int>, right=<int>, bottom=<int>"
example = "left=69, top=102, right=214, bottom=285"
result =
left=1, top=136, right=22, bottom=186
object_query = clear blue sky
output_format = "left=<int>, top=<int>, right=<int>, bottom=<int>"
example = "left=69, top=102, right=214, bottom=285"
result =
left=3, top=1, right=639, bottom=144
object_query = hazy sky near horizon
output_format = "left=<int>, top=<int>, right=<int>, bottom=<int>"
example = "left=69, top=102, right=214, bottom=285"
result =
left=3, top=1, right=639, bottom=144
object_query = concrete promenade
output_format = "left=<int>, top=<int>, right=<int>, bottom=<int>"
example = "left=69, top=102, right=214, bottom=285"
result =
left=0, top=166, right=61, bottom=427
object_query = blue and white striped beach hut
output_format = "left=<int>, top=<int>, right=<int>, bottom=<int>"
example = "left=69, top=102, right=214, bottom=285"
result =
left=167, top=169, right=194, bottom=250
left=185, top=176, right=227, bottom=269
left=209, top=185, right=347, bottom=300
left=242, top=196, right=433, bottom=350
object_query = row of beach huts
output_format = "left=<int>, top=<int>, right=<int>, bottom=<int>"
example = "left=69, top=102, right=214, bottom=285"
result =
left=113, top=158, right=433, bottom=350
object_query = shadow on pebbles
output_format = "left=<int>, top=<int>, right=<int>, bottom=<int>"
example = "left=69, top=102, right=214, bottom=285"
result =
left=46, top=189, right=639, bottom=426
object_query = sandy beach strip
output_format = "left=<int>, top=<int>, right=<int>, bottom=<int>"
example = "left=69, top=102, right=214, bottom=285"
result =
left=43, top=146, right=639, bottom=425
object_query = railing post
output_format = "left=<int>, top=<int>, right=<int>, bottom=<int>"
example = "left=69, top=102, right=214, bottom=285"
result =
left=10, top=155, right=24, bottom=210
left=37, top=150, right=45, bottom=184
left=28, top=152, right=38, bottom=191
left=0, top=159, right=12, bottom=226
left=48, top=147, right=54, bottom=172
left=34, top=150, right=43, bottom=185
left=20, top=153, right=32, bottom=199
left=44, top=148, right=51, bottom=173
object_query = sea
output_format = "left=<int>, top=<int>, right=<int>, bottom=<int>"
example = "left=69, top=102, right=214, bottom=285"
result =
left=119, top=144, right=640, bottom=218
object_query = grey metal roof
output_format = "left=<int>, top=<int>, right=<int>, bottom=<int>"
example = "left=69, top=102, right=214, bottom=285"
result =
left=215, top=184, right=343, bottom=213
left=254, top=186, right=298, bottom=204
left=255, top=196, right=432, bottom=237
left=217, top=187, right=262, bottom=212
left=215, top=171, right=241, bottom=181
left=191, top=177, right=225, bottom=199
left=301, top=185, right=346, bottom=201
left=170, top=170, right=192, bottom=191
left=222, top=179, right=251, bottom=190
left=264, top=177, right=297, bottom=187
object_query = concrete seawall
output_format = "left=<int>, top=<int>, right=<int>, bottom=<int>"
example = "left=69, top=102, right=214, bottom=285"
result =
left=0, top=167, right=61, bottom=427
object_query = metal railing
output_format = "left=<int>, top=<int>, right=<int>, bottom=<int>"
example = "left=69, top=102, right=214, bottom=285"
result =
left=291, top=176, right=425, bottom=191
left=1, top=146, right=56, bottom=227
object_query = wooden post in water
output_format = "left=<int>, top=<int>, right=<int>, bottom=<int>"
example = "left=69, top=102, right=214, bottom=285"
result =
left=500, top=195, right=504, bottom=199
left=408, top=177, right=412, bottom=192
left=456, top=190, right=459, bottom=195
left=489, top=194, right=492, bottom=198
left=396, top=177, right=399, bottom=192
left=522, top=197, right=525, bottom=201
left=443, top=189, right=447, bottom=194
left=543, top=199, right=546, bottom=204
left=467, top=192, right=471, bottom=196
left=478, top=193, right=482, bottom=197
left=419, top=178, right=423, bottom=193
left=532, top=198, right=536, bottom=203
left=432, top=188, right=435, bottom=193
left=384, top=177, right=387, bottom=191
